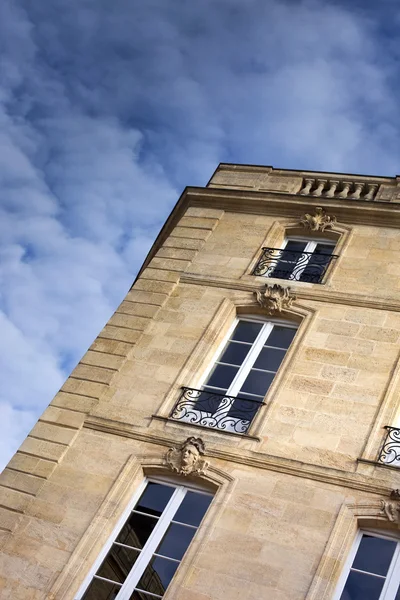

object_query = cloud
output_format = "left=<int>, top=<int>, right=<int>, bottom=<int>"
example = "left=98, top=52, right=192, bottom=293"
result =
left=0, top=0, right=399, bottom=468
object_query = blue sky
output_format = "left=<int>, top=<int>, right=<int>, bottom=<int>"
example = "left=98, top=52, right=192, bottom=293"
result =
left=1, top=0, right=400, bottom=469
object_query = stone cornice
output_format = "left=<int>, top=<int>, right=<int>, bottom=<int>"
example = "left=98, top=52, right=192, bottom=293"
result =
left=186, top=187, right=400, bottom=227
left=84, top=415, right=396, bottom=497
left=180, top=273, right=400, bottom=312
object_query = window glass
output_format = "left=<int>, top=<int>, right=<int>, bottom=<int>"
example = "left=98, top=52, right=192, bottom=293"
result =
left=231, top=321, right=263, bottom=343
left=267, top=326, right=296, bottom=349
left=116, top=512, right=158, bottom=548
left=219, top=341, right=251, bottom=366
left=340, top=571, right=385, bottom=600
left=352, top=535, right=396, bottom=576
left=136, top=483, right=174, bottom=517
left=338, top=533, right=400, bottom=600
left=173, top=491, right=212, bottom=527
left=80, top=483, right=213, bottom=600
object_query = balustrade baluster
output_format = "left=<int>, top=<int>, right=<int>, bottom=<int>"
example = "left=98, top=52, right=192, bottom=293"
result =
left=324, top=180, right=339, bottom=197
left=300, top=178, right=314, bottom=195
left=338, top=181, right=351, bottom=198
left=311, top=179, right=327, bottom=197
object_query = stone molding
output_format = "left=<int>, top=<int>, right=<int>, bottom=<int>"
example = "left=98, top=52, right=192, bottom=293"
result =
left=180, top=272, right=400, bottom=313
left=84, top=416, right=398, bottom=497
left=165, top=437, right=209, bottom=476
left=254, top=283, right=296, bottom=314
left=300, top=206, right=337, bottom=232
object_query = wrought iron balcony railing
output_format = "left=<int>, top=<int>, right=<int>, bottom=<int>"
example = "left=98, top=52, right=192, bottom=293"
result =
left=377, top=427, right=400, bottom=466
left=170, top=387, right=265, bottom=435
left=253, top=247, right=338, bottom=284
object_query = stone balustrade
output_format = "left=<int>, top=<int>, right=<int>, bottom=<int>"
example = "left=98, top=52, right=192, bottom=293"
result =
left=299, top=178, right=379, bottom=201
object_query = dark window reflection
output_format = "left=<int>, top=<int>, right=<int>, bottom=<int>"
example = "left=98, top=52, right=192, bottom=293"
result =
left=135, top=483, right=174, bottom=517
left=97, top=545, right=140, bottom=583
left=156, top=523, right=196, bottom=560
left=81, top=577, right=121, bottom=600
left=339, top=571, right=384, bottom=600
left=116, top=512, right=158, bottom=548
left=173, top=491, right=212, bottom=527
left=267, top=326, right=296, bottom=349
left=231, top=321, right=263, bottom=343
left=253, top=346, right=286, bottom=371
left=239, top=370, right=274, bottom=397
left=138, top=556, right=179, bottom=594
left=219, top=341, right=251, bottom=366
left=353, top=535, right=396, bottom=576
left=206, top=364, right=239, bottom=389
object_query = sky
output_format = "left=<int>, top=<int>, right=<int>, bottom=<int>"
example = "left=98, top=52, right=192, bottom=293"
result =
left=1, top=0, right=400, bottom=469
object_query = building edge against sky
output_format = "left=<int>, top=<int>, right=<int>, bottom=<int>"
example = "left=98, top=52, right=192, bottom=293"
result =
left=1, top=164, right=400, bottom=598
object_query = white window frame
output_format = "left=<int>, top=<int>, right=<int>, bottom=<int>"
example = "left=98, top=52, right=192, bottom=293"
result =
left=264, top=236, right=336, bottom=281
left=181, top=316, right=297, bottom=433
left=75, top=477, right=213, bottom=600
left=333, top=529, right=400, bottom=600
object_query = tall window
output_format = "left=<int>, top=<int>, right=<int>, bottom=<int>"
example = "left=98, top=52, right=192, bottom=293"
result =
left=77, top=480, right=213, bottom=600
left=253, top=237, right=337, bottom=283
left=335, top=531, right=400, bottom=600
left=171, top=318, right=297, bottom=434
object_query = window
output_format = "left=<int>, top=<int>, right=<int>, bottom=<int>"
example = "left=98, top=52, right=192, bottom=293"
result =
left=335, top=531, right=400, bottom=600
left=171, top=317, right=297, bottom=434
left=253, top=237, right=337, bottom=283
left=77, top=480, right=213, bottom=600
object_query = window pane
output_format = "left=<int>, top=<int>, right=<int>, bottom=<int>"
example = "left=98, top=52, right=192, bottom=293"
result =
left=97, top=545, right=140, bottom=583
left=173, top=491, right=213, bottom=527
left=285, top=240, right=308, bottom=253
left=239, top=370, right=275, bottom=397
left=231, top=321, right=263, bottom=343
left=339, top=571, right=384, bottom=600
left=228, top=397, right=260, bottom=421
left=206, top=364, right=239, bottom=389
left=266, top=326, right=296, bottom=349
left=219, top=341, right=251, bottom=366
left=253, top=347, right=286, bottom=371
left=394, top=583, right=400, bottom=600
left=156, top=523, right=196, bottom=560
left=81, top=577, right=121, bottom=600
left=138, top=555, right=179, bottom=594
left=352, top=535, right=396, bottom=576
left=116, top=512, right=158, bottom=548
left=314, top=243, right=335, bottom=255
left=135, top=483, right=175, bottom=517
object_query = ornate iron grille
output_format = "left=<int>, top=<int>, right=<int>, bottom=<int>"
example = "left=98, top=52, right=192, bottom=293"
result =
left=252, top=247, right=338, bottom=283
left=170, top=387, right=265, bottom=434
left=377, top=427, right=400, bottom=466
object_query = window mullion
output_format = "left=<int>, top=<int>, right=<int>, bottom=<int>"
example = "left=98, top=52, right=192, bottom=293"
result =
left=228, top=323, right=273, bottom=396
left=117, top=487, right=187, bottom=600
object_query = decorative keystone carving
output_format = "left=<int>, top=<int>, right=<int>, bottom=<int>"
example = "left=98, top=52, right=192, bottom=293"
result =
left=166, top=437, right=209, bottom=477
left=255, top=284, right=296, bottom=315
left=380, top=490, right=400, bottom=523
left=300, top=207, right=337, bottom=232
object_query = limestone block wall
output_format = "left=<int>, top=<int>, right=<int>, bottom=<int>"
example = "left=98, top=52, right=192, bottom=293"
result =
left=1, top=175, right=400, bottom=599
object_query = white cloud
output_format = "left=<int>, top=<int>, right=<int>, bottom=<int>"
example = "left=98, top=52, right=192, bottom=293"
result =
left=0, top=0, right=399, bottom=468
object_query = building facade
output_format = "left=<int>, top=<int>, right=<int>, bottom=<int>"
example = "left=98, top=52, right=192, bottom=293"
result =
left=2, top=164, right=400, bottom=599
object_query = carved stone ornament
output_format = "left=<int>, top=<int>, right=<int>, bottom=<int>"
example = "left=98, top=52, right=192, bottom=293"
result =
left=166, top=437, right=209, bottom=477
left=380, top=490, right=400, bottom=524
left=255, top=283, right=296, bottom=315
left=300, top=206, right=337, bottom=232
